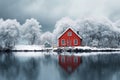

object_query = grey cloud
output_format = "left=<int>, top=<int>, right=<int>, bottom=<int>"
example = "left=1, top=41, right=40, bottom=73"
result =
left=0, top=0, right=120, bottom=31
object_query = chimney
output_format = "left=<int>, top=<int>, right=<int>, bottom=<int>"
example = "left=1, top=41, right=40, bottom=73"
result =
left=77, top=31, right=79, bottom=35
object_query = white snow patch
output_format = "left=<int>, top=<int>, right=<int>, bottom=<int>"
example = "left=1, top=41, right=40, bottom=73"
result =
left=13, top=45, right=120, bottom=58
left=13, top=45, right=57, bottom=58
left=14, top=45, right=44, bottom=50
left=73, top=46, right=120, bottom=50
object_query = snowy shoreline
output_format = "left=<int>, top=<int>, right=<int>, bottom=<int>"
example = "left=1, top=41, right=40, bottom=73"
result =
left=2, top=45, right=118, bottom=59
left=13, top=45, right=120, bottom=51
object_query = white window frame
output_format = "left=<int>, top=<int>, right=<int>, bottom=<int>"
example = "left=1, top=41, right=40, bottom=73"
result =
left=61, top=39, right=65, bottom=45
left=68, top=31, right=72, bottom=36
left=74, top=39, right=78, bottom=45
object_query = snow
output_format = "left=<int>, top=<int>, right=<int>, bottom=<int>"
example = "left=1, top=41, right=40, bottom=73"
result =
left=73, top=46, right=120, bottom=50
left=14, top=45, right=44, bottom=50
left=53, top=17, right=120, bottom=48
left=1, top=17, right=120, bottom=49
left=40, top=31, right=53, bottom=44
left=13, top=45, right=120, bottom=59
left=0, top=19, right=20, bottom=49
left=14, top=45, right=44, bottom=58
left=13, top=45, right=57, bottom=59
left=73, top=52, right=120, bottom=57
left=21, top=18, right=42, bottom=45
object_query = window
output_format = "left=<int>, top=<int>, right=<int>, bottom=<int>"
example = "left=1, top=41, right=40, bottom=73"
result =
left=68, top=31, right=72, bottom=36
left=74, top=39, right=78, bottom=45
left=61, top=39, right=65, bottom=45
left=74, top=57, right=78, bottom=63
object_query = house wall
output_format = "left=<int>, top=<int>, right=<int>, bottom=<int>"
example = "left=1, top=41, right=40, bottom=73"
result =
left=58, top=29, right=82, bottom=47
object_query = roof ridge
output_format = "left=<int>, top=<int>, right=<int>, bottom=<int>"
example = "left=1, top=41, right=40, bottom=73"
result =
left=58, top=27, right=82, bottom=39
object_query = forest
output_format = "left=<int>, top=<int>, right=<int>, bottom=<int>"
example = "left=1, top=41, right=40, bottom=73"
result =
left=0, top=17, right=120, bottom=49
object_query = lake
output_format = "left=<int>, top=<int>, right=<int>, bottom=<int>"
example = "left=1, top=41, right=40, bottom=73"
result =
left=0, top=52, right=120, bottom=80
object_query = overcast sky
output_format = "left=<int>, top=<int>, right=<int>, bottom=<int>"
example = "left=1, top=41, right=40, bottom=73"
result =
left=0, top=0, right=120, bottom=32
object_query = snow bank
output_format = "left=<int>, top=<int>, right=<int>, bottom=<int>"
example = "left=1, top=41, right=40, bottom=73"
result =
left=13, top=45, right=120, bottom=58
left=14, top=45, right=44, bottom=50
left=13, top=45, right=57, bottom=60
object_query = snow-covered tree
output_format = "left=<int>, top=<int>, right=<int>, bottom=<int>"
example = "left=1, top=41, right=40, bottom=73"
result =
left=53, top=17, right=120, bottom=48
left=53, top=17, right=77, bottom=46
left=76, top=17, right=120, bottom=48
left=0, top=19, right=3, bottom=24
left=0, top=19, right=20, bottom=49
left=22, top=18, right=42, bottom=45
left=40, top=31, right=53, bottom=46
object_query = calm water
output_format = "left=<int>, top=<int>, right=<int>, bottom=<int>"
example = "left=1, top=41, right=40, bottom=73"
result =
left=0, top=52, right=120, bottom=80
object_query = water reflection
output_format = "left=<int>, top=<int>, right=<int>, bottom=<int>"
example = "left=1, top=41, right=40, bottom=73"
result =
left=0, top=52, right=120, bottom=80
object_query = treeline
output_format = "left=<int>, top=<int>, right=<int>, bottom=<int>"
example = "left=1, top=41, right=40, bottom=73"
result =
left=0, top=17, right=120, bottom=49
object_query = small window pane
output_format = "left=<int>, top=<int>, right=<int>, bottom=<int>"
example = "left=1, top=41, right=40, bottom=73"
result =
left=74, top=39, right=78, bottom=45
left=68, top=32, right=72, bottom=36
left=61, top=40, right=65, bottom=45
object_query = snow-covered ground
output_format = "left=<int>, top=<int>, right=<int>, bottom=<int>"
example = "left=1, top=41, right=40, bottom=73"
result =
left=13, top=45, right=120, bottom=58
left=14, top=45, right=44, bottom=50
left=13, top=45, right=57, bottom=59
left=62, top=46, right=120, bottom=50
left=14, top=45, right=120, bottom=51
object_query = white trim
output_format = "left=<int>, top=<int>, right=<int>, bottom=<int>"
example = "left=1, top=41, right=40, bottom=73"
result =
left=70, top=28, right=82, bottom=39
left=43, top=40, right=50, bottom=45
left=58, top=27, right=71, bottom=39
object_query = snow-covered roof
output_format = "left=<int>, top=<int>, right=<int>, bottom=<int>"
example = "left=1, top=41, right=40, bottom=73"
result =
left=44, top=40, right=51, bottom=44
left=58, top=27, right=82, bottom=39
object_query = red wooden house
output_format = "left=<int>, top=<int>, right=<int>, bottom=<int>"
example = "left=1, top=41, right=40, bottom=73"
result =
left=58, top=28, right=82, bottom=47
left=59, top=55, right=82, bottom=73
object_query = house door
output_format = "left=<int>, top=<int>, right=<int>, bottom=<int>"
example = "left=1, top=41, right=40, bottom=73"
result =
left=67, top=40, right=71, bottom=47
